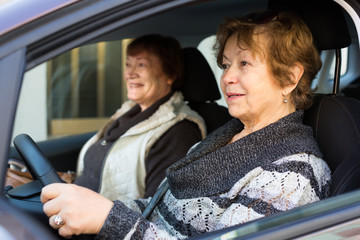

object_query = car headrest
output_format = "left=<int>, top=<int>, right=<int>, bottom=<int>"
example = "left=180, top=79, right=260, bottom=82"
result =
left=268, top=0, right=351, bottom=50
left=182, top=47, right=221, bottom=102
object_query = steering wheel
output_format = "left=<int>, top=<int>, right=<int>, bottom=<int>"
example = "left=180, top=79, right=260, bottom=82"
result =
left=5, top=134, right=63, bottom=225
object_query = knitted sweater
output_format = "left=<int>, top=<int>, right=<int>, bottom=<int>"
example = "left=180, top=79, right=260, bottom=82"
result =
left=96, top=111, right=331, bottom=239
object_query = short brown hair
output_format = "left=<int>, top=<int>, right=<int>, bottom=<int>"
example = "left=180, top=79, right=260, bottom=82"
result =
left=127, top=34, right=184, bottom=90
left=214, top=11, right=322, bottom=110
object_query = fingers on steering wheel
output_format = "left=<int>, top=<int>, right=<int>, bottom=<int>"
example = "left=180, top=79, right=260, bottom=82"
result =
left=42, top=198, right=62, bottom=217
left=40, top=183, right=62, bottom=204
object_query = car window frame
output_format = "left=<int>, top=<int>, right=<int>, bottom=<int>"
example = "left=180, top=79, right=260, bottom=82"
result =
left=0, top=48, right=26, bottom=188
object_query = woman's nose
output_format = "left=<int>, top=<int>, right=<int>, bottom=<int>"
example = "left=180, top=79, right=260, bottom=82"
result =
left=221, top=66, right=238, bottom=85
left=125, top=66, right=137, bottom=78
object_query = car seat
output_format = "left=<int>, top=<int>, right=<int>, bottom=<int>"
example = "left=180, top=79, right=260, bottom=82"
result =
left=181, top=47, right=233, bottom=134
left=304, top=95, right=360, bottom=196
left=269, top=0, right=360, bottom=196
left=342, top=75, right=360, bottom=101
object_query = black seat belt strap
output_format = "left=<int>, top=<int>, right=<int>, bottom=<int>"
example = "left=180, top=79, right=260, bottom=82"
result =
left=141, top=179, right=169, bottom=219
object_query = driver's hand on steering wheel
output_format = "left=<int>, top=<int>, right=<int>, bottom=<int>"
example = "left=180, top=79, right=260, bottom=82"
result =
left=41, top=183, right=114, bottom=238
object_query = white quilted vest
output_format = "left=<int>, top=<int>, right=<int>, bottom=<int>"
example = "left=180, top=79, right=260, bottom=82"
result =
left=77, top=92, right=206, bottom=201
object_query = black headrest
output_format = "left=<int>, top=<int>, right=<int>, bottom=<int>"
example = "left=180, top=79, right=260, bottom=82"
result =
left=182, top=47, right=221, bottom=102
left=268, top=0, right=351, bottom=50
left=304, top=95, right=360, bottom=173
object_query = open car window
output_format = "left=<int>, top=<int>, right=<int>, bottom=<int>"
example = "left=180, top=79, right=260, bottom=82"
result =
left=13, top=39, right=358, bottom=142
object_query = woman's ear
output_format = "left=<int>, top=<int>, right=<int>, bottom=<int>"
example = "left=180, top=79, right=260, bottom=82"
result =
left=284, top=63, right=304, bottom=94
left=167, top=77, right=175, bottom=86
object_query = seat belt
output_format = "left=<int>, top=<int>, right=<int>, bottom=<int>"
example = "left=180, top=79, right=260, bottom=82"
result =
left=141, top=179, right=169, bottom=219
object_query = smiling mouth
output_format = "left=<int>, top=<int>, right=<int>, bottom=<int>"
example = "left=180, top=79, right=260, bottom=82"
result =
left=227, top=93, right=245, bottom=98
left=128, top=83, right=143, bottom=88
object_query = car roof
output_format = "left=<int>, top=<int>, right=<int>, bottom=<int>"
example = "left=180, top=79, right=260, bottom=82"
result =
left=0, top=0, right=81, bottom=35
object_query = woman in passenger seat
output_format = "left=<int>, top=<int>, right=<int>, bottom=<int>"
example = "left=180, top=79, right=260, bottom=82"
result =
left=73, top=34, right=206, bottom=201
left=41, top=11, right=331, bottom=239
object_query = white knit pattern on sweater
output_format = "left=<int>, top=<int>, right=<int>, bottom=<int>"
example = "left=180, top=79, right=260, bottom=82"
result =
left=117, top=153, right=330, bottom=239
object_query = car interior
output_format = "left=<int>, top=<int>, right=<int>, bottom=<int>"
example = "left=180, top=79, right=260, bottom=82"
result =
left=266, top=1, right=360, bottom=197
left=3, top=0, right=360, bottom=239
left=182, top=47, right=233, bottom=133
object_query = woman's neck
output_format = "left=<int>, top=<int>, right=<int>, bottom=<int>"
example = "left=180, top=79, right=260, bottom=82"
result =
left=229, top=105, right=296, bottom=143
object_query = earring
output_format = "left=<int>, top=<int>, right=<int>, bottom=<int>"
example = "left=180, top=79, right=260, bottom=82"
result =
left=283, top=94, right=288, bottom=103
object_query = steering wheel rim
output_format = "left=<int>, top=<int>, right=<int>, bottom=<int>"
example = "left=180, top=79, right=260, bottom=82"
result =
left=13, top=134, right=63, bottom=186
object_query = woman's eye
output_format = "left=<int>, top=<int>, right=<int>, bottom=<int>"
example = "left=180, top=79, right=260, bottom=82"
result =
left=221, top=63, right=229, bottom=70
left=240, top=61, right=249, bottom=66
left=139, top=63, right=146, bottom=67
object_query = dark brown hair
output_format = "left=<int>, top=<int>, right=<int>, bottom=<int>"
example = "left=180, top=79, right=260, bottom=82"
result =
left=127, top=34, right=184, bottom=90
left=214, top=11, right=322, bottom=110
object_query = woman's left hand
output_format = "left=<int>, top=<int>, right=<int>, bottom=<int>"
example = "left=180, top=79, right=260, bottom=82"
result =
left=41, top=183, right=114, bottom=238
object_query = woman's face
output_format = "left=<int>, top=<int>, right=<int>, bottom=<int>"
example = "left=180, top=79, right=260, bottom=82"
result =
left=124, top=51, right=173, bottom=111
left=220, top=34, right=286, bottom=125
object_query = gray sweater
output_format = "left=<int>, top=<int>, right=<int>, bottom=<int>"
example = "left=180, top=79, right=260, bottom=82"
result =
left=96, top=111, right=331, bottom=239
